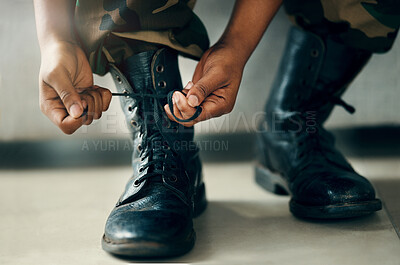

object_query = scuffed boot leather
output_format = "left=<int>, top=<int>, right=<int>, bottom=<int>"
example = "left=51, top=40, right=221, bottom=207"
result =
left=102, top=48, right=206, bottom=257
left=256, top=27, right=382, bottom=219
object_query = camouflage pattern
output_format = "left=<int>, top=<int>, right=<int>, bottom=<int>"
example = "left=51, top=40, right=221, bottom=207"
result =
left=74, top=0, right=399, bottom=75
left=284, top=0, right=400, bottom=53
left=74, top=0, right=209, bottom=75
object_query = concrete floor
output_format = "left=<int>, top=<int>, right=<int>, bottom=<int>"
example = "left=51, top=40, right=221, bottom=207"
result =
left=0, top=159, right=399, bottom=265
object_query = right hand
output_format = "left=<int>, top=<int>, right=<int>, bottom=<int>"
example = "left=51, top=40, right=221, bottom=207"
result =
left=38, top=41, right=111, bottom=134
left=164, top=43, right=245, bottom=126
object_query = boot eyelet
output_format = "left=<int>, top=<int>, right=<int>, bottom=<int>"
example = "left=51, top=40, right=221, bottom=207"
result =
left=311, top=49, right=319, bottom=57
left=168, top=175, right=178, bottom=182
left=122, top=90, right=129, bottom=98
left=137, top=144, right=143, bottom=152
left=139, top=167, right=144, bottom=173
left=130, top=120, right=137, bottom=127
left=128, top=105, right=134, bottom=112
left=158, top=80, right=167, bottom=88
left=156, top=65, right=164, bottom=73
left=134, top=179, right=141, bottom=186
left=116, top=75, right=122, bottom=84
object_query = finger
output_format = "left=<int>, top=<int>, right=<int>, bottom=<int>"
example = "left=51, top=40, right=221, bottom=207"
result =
left=178, top=95, right=230, bottom=126
left=163, top=104, right=194, bottom=127
left=186, top=68, right=225, bottom=108
left=163, top=98, right=185, bottom=123
left=44, top=69, right=84, bottom=118
left=180, top=81, right=193, bottom=97
left=96, top=86, right=112, bottom=111
left=196, top=95, right=230, bottom=122
left=164, top=104, right=175, bottom=122
left=45, top=99, right=86, bottom=135
left=173, top=92, right=197, bottom=120
left=58, top=112, right=87, bottom=134
left=81, top=93, right=95, bottom=125
left=87, top=89, right=103, bottom=119
left=192, top=57, right=206, bottom=84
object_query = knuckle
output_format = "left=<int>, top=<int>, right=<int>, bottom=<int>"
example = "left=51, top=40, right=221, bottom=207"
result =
left=59, top=89, right=71, bottom=103
left=104, top=90, right=112, bottom=100
left=60, top=125, right=76, bottom=135
left=224, top=103, right=234, bottom=114
left=45, top=68, right=60, bottom=83
left=39, top=101, right=46, bottom=113
left=196, top=83, right=208, bottom=98
left=213, top=66, right=226, bottom=76
left=184, top=121, right=196, bottom=127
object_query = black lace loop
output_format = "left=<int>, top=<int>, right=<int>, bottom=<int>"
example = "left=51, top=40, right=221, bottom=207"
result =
left=113, top=91, right=202, bottom=123
left=167, top=90, right=203, bottom=123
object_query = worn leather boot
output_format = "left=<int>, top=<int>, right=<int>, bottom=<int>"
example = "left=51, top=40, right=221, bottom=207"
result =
left=256, top=27, right=382, bottom=219
left=102, top=48, right=207, bottom=257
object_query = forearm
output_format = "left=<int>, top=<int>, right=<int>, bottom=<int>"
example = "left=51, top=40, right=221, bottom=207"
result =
left=33, top=0, right=77, bottom=51
left=219, top=0, right=282, bottom=65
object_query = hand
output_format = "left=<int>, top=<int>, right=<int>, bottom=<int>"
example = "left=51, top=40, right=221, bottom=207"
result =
left=38, top=41, right=112, bottom=134
left=164, top=43, right=245, bottom=127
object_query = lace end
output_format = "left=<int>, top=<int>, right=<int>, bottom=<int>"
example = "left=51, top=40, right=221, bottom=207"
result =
left=333, top=98, right=356, bottom=114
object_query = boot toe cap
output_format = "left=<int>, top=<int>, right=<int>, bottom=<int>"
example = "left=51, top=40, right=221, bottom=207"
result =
left=104, top=204, right=192, bottom=244
left=293, top=171, right=376, bottom=206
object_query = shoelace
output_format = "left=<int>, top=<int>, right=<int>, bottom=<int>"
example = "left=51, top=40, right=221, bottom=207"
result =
left=294, top=93, right=356, bottom=171
left=112, top=90, right=202, bottom=123
left=112, top=90, right=200, bottom=185
left=133, top=132, right=179, bottom=185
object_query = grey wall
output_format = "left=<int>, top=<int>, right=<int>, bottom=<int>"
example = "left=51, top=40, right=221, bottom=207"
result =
left=0, top=0, right=399, bottom=140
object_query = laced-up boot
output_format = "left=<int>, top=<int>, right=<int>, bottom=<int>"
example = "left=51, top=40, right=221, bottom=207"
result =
left=102, top=48, right=206, bottom=257
left=256, top=27, right=382, bottom=219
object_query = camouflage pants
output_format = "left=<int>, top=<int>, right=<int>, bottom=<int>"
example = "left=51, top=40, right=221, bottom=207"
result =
left=75, top=0, right=209, bottom=75
left=74, top=0, right=400, bottom=75
left=284, top=0, right=400, bottom=53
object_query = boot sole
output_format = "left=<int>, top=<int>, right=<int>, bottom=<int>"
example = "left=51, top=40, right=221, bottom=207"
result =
left=102, top=230, right=196, bottom=258
left=255, top=164, right=382, bottom=219
left=102, top=183, right=207, bottom=258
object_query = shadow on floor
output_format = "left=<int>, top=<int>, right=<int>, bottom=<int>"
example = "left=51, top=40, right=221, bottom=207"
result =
left=111, top=200, right=386, bottom=263
left=1, top=125, right=400, bottom=169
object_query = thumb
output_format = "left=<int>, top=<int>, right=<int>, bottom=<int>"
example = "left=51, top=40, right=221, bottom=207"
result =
left=187, top=70, right=222, bottom=108
left=50, top=74, right=84, bottom=118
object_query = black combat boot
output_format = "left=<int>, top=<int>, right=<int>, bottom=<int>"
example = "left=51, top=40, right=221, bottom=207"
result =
left=256, top=27, right=382, bottom=219
left=102, top=48, right=207, bottom=257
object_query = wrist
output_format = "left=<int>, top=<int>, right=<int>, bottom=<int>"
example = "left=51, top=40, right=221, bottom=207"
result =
left=39, top=34, right=78, bottom=51
left=215, top=37, right=250, bottom=67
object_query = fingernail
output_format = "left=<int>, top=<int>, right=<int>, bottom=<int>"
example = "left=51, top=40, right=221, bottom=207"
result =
left=70, top=103, right=82, bottom=118
left=188, top=95, right=198, bottom=107
left=173, top=92, right=180, bottom=104
left=185, top=81, right=194, bottom=90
